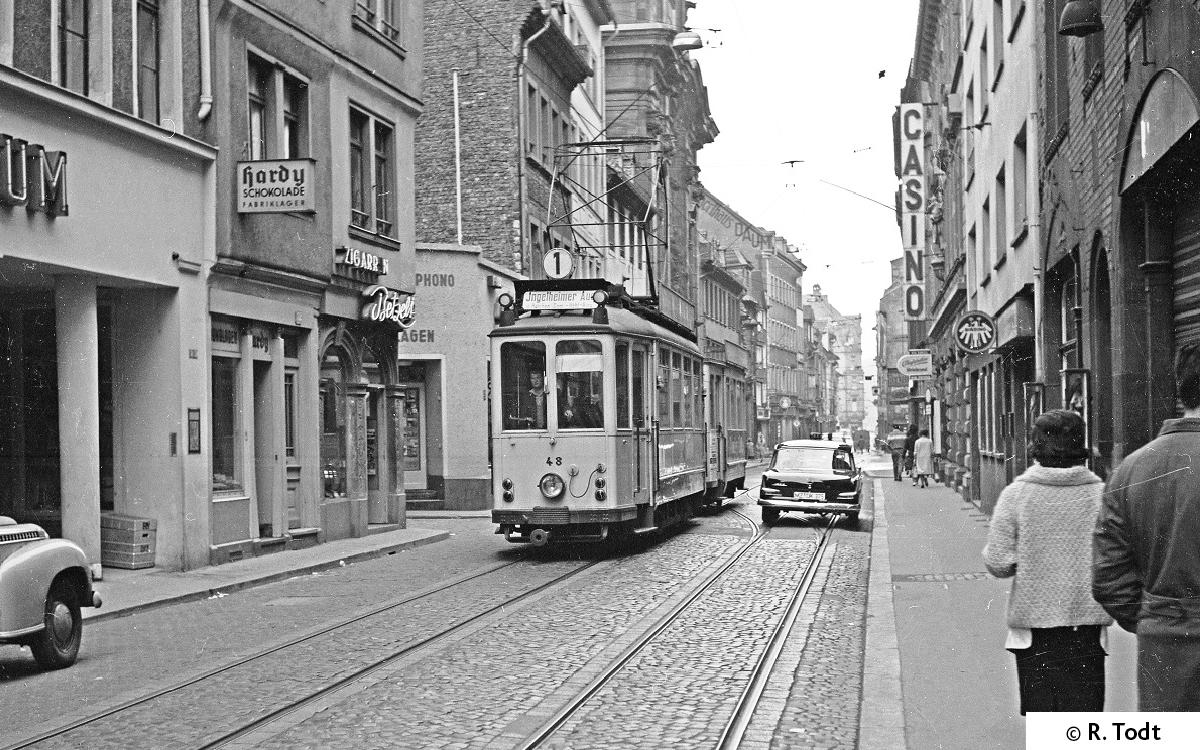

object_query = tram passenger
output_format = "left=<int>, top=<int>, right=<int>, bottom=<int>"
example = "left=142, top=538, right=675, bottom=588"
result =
left=507, top=366, right=548, bottom=430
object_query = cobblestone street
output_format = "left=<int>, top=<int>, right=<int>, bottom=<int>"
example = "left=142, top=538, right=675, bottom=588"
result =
left=0, top=466, right=888, bottom=750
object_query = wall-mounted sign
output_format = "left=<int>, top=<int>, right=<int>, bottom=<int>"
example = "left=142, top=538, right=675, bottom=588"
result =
left=522, top=289, right=597, bottom=310
left=897, top=349, right=933, bottom=377
left=336, top=246, right=389, bottom=275
left=955, top=310, right=997, bottom=353
left=237, top=158, right=316, bottom=213
left=362, top=285, right=416, bottom=328
left=899, top=103, right=925, bottom=321
left=187, top=408, right=202, bottom=454
left=1, top=134, right=68, bottom=216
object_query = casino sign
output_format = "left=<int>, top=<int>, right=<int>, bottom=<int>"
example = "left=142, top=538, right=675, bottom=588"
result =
left=955, top=310, right=996, bottom=354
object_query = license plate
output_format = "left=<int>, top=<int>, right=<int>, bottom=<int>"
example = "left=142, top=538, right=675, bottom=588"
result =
left=795, top=491, right=825, bottom=501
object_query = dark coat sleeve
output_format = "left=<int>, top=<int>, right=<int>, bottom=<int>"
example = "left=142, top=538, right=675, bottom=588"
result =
left=1092, top=465, right=1142, bottom=633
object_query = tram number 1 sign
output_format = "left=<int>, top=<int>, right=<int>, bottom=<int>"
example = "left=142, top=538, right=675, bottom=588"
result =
left=543, top=248, right=574, bottom=279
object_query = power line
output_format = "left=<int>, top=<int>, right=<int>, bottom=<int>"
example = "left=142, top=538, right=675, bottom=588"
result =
left=816, top=179, right=895, bottom=213
left=444, top=0, right=517, bottom=60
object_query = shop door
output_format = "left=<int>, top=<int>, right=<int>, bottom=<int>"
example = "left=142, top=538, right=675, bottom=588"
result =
left=1173, top=195, right=1200, bottom=350
left=400, top=384, right=427, bottom=490
left=252, top=361, right=278, bottom=538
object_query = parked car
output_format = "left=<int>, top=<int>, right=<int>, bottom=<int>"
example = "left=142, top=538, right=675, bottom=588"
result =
left=0, top=516, right=102, bottom=669
left=757, top=439, right=862, bottom=527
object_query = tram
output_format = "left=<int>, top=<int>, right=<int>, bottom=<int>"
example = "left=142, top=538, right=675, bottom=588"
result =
left=490, top=279, right=745, bottom=545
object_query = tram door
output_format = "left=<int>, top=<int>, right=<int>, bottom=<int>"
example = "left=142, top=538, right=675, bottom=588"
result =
left=631, top=346, right=652, bottom=502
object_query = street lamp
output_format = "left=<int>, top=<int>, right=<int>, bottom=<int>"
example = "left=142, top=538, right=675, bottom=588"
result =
left=1058, top=0, right=1103, bottom=37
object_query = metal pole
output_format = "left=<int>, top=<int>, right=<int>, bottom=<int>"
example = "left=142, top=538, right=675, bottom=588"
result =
left=452, top=68, right=463, bottom=245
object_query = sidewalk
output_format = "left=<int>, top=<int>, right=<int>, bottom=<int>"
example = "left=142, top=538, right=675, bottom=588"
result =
left=86, top=523, right=452, bottom=624
left=861, top=452, right=1137, bottom=749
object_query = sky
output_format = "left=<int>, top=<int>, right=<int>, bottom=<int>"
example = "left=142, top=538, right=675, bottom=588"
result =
left=688, top=0, right=921, bottom=369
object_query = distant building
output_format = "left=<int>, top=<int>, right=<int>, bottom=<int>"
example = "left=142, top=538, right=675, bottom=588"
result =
left=805, top=285, right=865, bottom=435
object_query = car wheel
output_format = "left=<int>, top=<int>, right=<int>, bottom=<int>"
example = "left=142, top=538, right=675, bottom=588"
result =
left=29, top=580, right=82, bottom=670
left=761, top=507, right=780, bottom=525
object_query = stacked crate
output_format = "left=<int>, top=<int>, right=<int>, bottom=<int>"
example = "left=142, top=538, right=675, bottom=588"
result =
left=100, top=513, right=157, bottom=569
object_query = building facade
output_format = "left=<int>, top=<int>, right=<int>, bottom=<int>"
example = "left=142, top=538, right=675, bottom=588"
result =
left=1, top=0, right=216, bottom=572
left=205, top=0, right=422, bottom=563
left=804, top=285, right=865, bottom=435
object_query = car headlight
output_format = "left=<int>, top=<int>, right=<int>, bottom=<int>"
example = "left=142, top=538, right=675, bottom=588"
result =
left=539, top=473, right=565, bottom=499
left=837, top=490, right=858, bottom=500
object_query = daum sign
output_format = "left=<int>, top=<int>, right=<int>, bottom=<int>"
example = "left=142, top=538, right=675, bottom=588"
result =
left=362, top=285, right=417, bottom=328
left=237, top=159, right=316, bottom=213
left=899, top=104, right=925, bottom=321
left=0, top=134, right=68, bottom=217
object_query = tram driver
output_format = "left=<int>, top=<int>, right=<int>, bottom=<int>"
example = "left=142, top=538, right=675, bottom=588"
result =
left=505, top=359, right=548, bottom=430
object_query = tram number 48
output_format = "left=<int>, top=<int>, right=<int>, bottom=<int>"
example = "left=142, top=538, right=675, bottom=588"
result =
left=546, top=457, right=563, bottom=466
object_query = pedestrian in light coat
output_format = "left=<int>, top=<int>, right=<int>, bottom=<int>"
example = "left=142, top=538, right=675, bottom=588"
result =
left=1094, top=343, right=1200, bottom=710
left=913, top=429, right=933, bottom=488
left=984, top=409, right=1112, bottom=714
left=886, top=429, right=907, bottom=482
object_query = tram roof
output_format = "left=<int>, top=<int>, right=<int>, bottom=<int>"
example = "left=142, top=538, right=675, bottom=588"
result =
left=489, top=307, right=700, bottom=352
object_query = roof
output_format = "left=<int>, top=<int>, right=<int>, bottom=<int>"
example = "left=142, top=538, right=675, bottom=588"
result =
left=776, top=439, right=852, bottom=451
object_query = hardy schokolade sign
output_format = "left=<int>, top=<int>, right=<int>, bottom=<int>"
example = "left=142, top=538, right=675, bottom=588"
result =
left=899, top=104, right=925, bottom=321
left=237, top=158, right=316, bottom=213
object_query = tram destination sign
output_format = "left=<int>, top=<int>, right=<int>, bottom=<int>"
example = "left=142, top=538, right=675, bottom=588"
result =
left=522, top=289, right=598, bottom=310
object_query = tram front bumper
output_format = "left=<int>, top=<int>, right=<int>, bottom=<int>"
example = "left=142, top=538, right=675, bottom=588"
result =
left=492, top=507, right=639, bottom=526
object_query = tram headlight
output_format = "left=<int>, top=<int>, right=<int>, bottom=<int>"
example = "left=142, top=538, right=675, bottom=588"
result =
left=591, top=289, right=609, bottom=306
left=497, top=292, right=514, bottom=308
left=502, top=478, right=513, bottom=490
left=594, top=476, right=606, bottom=488
left=539, top=473, right=565, bottom=499
left=594, top=489, right=607, bottom=501
left=502, top=490, right=514, bottom=502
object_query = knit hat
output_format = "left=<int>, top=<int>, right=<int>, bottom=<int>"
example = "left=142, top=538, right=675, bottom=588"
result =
left=1030, top=409, right=1088, bottom=463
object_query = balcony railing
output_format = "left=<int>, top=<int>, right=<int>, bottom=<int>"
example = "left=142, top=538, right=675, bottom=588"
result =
left=657, top=284, right=696, bottom=331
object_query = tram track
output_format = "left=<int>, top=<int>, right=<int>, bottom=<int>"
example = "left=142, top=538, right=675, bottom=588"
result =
left=516, top=502, right=838, bottom=750
left=4, top=554, right=605, bottom=750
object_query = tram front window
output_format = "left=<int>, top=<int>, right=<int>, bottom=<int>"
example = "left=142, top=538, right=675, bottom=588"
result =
left=556, top=339, right=604, bottom=430
left=501, top=342, right=547, bottom=431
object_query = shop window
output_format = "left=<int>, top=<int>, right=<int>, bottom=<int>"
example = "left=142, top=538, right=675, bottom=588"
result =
left=136, top=0, right=160, bottom=123
left=349, top=107, right=396, bottom=238
left=1059, top=254, right=1079, bottom=372
left=58, top=0, right=89, bottom=94
left=616, top=343, right=630, bottom=429
left=319, top=349, right=349, bottom=498
left=500, top=341, right=547, bottom=431
left=556, top=340, right=604, bottom=430
left=211, top=357, right=239, bottom=491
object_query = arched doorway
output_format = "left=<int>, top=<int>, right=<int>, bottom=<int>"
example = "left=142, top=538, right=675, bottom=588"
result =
left=1091, top=244, right=1113, bottom=476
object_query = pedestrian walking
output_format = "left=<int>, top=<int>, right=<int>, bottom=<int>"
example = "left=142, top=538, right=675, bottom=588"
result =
left=886, top=428, right=907, bottom=482
left=1094, top=343, right=1200, bottom=711
left=913, top=429, right=933, bottom=488
left=902, top=424, right=918, bottom=479
left=984, top=409, right=1111, bottom=714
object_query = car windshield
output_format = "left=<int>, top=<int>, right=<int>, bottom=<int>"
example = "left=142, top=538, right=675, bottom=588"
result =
left=771, top=447, right=854, bottom=474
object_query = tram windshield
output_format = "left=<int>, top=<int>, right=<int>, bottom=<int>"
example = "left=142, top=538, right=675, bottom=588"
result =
left=556, top=339, right=604, bottom=430
left=500, top=342, right=547, bottom=431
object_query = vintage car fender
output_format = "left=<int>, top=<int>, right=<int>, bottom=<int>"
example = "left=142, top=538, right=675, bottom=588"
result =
left=0, top=538, right=95, bottom=642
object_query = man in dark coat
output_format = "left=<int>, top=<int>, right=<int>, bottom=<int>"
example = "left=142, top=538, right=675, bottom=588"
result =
left=1094, top=343, right=1200, bottom=710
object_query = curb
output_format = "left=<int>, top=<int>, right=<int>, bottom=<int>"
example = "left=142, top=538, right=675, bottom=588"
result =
left=85, top=530, right=451, bottom=624
left=859, top=478, right=906, bottom=750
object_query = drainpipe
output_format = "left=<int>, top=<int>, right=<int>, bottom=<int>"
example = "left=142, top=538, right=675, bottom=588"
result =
left=516, top=14, right=553, bottom=275
left=1028, top=0, right=1043, bottom=384
left=452, top=68, right=464, bottom=245
left=197, top=0, right=213, bottom=121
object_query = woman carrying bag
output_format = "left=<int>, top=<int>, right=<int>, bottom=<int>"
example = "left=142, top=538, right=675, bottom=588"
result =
left=983, top=409, right=1112, bottom=713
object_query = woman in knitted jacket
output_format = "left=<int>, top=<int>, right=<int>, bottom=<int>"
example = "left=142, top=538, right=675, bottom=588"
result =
left=983, top=409, right=1113, bottom=714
